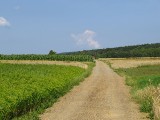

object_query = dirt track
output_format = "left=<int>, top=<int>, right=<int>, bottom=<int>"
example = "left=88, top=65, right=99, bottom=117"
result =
left=40, top=61, right=148, bottom=120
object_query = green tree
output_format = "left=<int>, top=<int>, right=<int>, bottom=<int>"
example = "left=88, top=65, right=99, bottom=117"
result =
left=49, top=50, right=56, bottom=55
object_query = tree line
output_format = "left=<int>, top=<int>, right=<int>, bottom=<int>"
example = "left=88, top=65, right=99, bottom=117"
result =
left=63, top=43, right=160, bottom=58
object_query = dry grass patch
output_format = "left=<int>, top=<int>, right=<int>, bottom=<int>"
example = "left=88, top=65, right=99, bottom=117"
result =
left=100, top=57, right=160, bottom=69
left=153, top=86, right=160, bottom=120
left=136, top=86, right=160, bottom=120
left=0, top=60, right=88, bottom=69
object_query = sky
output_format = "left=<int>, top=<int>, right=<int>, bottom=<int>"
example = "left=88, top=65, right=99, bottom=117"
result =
left=0, top=0, right=160, bottom=54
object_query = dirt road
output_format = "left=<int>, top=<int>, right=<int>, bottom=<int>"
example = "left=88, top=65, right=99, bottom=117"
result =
left=40, top=61, right=148, bottom=120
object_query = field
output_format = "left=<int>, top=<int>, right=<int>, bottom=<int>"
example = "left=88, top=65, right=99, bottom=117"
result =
left=102, top=58, right=160, bottom=119
left=1, top=57, right=160, bottom=120
left=0, top=62, right=94, bottom=120
left=100, top=57, right=160, bottom=69
left=0, top=60, right=88, bottom=69
left=0, top=54, right=93, bottom=62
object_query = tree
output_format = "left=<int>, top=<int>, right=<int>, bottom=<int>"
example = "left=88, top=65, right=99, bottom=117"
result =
left=49, top=50, right=56, bottom=55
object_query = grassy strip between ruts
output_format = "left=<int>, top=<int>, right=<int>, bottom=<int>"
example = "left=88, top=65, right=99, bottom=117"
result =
left=0, top=62, right=95, bottom=120
left=115, top=65, right=160, bottom=119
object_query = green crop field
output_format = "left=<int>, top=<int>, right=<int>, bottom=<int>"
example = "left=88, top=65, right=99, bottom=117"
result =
left=116, top=65, right=160, bottom=119
left=0, top=63, right=94, bottom=120
left=0, top=54, right=93, bottom=62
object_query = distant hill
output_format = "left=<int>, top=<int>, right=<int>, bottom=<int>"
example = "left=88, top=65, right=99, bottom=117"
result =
left=62, top=43, right=160, bottom=58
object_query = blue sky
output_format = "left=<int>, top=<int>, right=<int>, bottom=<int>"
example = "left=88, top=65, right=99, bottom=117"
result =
left=0, top=0, right=160, bottom=54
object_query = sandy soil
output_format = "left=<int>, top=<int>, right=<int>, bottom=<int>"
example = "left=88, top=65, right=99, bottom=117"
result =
left=0, top=60, right=88, bottom=69
left=100, top=58, right=160, bottom=69
left=40, top=61, right=148, bottom=120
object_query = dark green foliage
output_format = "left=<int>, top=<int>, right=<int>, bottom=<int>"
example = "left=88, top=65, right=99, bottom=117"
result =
left=140, top=99, right=153, bottom=113
left=48, top=50, right=56, bottom=55
left=63, top=43, right=160, bottom=58
left=0, top=54, right=93, bottom=62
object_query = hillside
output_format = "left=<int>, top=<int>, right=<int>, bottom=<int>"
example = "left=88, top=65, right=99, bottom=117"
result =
left=63, top=43, right=160, bottom=58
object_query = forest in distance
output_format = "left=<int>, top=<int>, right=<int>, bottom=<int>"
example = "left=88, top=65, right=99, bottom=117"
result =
left=63, top=43, right=160, bottom=58
left=0, top=43, right=159, bottom=60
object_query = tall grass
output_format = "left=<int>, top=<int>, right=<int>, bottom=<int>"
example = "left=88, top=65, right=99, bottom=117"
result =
left=116, top=65, right=160, bottom=119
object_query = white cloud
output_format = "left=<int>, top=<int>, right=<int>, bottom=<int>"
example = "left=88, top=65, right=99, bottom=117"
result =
left=71, top=30, right=101, bottom=49
left=0, top=17, right=10, bottom=26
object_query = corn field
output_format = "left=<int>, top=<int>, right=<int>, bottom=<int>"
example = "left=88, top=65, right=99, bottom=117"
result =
left=0, top=54, right=93, bottom=62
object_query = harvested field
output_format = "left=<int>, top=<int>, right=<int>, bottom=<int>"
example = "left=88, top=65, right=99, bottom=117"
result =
left=0, top=60, right=88, bottom=69
left=100, top=57, right=160, bottom=69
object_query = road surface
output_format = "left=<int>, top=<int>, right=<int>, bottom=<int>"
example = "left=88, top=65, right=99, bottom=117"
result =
left=40, top=61, right=148, bottom=120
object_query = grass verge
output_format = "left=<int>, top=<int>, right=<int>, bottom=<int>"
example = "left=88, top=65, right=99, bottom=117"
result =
left=115, top=65, right=160, bottom=119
